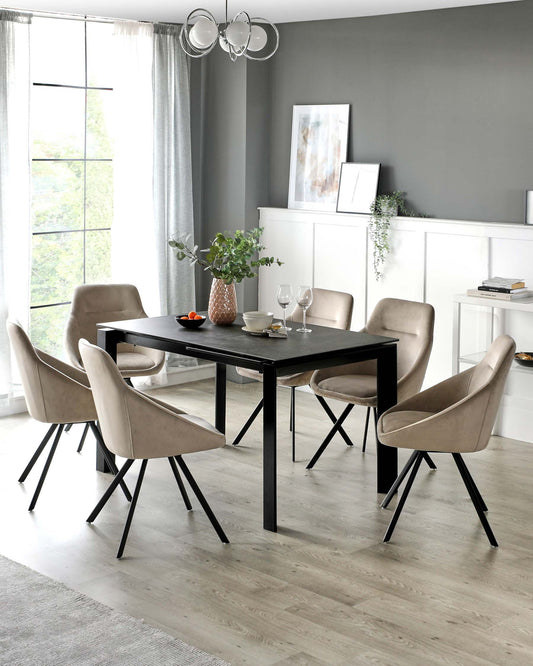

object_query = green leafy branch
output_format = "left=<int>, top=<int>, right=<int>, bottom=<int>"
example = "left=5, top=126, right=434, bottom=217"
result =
left=169, top=227, right=282, bottom=284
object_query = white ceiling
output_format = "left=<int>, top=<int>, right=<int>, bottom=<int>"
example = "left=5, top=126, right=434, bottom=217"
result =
left=0, top=0, right=522, bottom=24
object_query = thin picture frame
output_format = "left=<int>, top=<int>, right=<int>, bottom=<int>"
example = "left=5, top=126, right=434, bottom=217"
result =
left=336, top=162, right=381, bottom=215
left=288, top=104, right=350, bottom=211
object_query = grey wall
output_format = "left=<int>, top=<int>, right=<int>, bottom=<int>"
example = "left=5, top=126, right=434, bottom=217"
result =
left=268, top=1, right=533, bottom=222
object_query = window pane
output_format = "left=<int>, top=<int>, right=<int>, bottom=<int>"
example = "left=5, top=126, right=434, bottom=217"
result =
left=86, top=230, right=111, bottom=283
left=32, top=86, right=85, bottom=159
left=32, top=161, right=83, bottom=232
left=30, top=304, right=70, bottom=358
left=87, top=89, right=114, bottom=158
left=86, top=162, right=113, bottom=229
left=31, top=232, right=84, bottom=307
left=31, top=17, right=85, bottom=87
left=87, top=22, right=114, bottom=88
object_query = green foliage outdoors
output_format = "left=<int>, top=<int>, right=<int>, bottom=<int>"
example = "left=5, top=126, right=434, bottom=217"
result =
left=169, top=227, right=283, bottom=284
left=30, top=91, right=113, bottom=357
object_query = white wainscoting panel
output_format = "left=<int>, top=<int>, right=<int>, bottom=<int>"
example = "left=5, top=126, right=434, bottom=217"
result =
left=314, top=222, right=367, bottom=330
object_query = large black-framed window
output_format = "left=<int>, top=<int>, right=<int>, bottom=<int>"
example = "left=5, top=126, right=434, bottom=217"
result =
left=30, top=16, right=114, bottom=356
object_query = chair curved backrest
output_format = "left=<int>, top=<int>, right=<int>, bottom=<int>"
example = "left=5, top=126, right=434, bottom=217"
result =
left=288, top=288, right=354, bottom=330
left=366, top=298, right=435, bottom=400
left=378, top=334, right=515, bottom=453
left=79, top=339, right=224, bottom=460
left=65, top=284, right=165, bottom=376
left=6, top=320, right=95, bottom=425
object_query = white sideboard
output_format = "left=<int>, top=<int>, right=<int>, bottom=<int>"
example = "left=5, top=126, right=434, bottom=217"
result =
left=257, top=207, right=533, bottom=443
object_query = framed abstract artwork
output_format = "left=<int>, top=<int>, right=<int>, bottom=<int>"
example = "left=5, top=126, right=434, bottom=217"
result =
left=336, top=163, right=381, bottom=214
left=288, top=104, right=350, bottom=211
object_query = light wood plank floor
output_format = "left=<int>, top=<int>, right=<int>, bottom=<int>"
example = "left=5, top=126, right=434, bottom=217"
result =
left=1, top=378, right=533, bottom=665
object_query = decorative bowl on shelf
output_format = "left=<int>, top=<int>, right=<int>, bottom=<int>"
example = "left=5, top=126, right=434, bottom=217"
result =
left=514, top=352, right=533, bottom=367
left=175, top=313, right=206, bottom=329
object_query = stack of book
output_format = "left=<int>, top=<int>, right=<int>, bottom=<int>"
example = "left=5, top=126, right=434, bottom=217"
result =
left=467, top=277, right=531, bottom=301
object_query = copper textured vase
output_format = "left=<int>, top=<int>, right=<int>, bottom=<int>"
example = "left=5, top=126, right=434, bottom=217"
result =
left=208, top=278, right=237, bottom=325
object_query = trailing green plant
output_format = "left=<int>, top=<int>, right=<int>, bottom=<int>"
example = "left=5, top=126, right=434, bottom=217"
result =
left=169, top=227, right=282, bottom=284
left=369, top=191, right=423, bottom=280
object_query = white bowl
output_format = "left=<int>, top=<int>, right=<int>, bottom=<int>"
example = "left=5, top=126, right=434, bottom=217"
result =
left=243, top=311, right=273, bottom=331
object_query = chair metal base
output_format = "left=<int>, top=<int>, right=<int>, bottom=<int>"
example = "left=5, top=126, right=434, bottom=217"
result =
left=232, top=385, right=298, bottom=462
left=19, top=421, right=132, bottom=511
left=309, top=400, right=437, bottom=471
left=86, top=455, right=229, bottom=559
left=381, top=450, right=497, bottom=547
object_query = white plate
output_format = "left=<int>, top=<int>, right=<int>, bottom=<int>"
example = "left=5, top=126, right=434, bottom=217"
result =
left=242, top=326, right=268, bottom=336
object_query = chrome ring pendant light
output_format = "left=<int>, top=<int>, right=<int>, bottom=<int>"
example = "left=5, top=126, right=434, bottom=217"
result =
left=179, top=1, right=279, bottom=61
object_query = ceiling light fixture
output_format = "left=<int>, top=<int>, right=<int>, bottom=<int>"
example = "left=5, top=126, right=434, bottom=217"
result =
left=180, top=1, right=279, bottom=62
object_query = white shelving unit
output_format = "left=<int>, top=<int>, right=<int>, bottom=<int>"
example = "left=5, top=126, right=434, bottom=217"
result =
left=452, top=293, right=533, bottom=442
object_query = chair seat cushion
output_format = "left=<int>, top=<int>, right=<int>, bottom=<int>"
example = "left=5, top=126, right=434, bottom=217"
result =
left=236, top=366, right=312, bottom=387
left=314, top=374, right=377, bottom=406
left=117, top=351, right=161, bottom=375
left=381, top=410, right=435, bottom=433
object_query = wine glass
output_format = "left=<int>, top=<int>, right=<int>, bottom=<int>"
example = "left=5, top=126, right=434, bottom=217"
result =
left=296, top=286, right=313, bottom=333
left=276, top=284, right=293, bottom=331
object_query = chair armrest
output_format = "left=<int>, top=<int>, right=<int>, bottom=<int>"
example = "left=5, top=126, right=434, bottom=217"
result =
left=36, top=349, right=90, bottom=387
left=140, top=392, right=186, bottom=415
left=384, top=366, right=476, bottom=415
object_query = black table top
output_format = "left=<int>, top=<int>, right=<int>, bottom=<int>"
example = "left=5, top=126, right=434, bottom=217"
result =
left=99, top=314, right=397, bottom=370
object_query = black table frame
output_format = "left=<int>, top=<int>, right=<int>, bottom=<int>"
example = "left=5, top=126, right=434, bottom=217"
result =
left=97, top=316, right=398, bottom=532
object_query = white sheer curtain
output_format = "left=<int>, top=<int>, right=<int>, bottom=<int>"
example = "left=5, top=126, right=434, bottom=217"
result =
left=0, top=11, right=31, bottom=401
left=111, top=21, right=160, bottom=316
left=153, top=24, right=196, bottom=370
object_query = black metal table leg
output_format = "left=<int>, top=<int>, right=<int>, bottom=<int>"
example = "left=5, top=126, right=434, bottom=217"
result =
left=262, top=365, right=277, bottom=531
left=376, top=344, right=398, bottom=494
left=215, top=363, right=226, bottom=434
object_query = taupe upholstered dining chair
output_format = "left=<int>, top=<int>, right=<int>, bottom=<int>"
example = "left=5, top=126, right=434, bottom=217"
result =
left=6, top=321, right=130, bottom=511
left=65, top=284, right=165, bottom=382
left=308, top=298, right=435, bottom=469
left=79, top=339, right=229, bottom=558
left=377, top=334, right=515, bottom=546
left=234, top=288, right=354, bottom=461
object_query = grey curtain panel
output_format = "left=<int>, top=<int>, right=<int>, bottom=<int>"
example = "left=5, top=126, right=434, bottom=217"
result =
left=153, top=24, right=196, bottom=368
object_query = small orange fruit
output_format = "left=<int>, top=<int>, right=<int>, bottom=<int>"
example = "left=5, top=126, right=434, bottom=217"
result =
left=180, top=316, right=188, bottom=320
left=194, top=314, right=203, bottom=320
left=188, top=311, right=197, bottom=319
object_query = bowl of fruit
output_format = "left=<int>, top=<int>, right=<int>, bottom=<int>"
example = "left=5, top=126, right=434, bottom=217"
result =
left=175, top=311, right=206, bottom=329
left=514, top=352, right=533, bottom=367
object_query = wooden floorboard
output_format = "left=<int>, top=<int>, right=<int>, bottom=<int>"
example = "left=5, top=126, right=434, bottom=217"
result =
left=1, top=378, right=532, bottom=665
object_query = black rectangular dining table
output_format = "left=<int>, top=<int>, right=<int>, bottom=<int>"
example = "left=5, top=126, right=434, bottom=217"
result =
left=97, top=314, right=398, bottom=532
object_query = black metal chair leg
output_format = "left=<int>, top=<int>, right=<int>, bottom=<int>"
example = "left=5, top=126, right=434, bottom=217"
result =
left=232, top=398, right=264, bottom=446
left=28, top=424, right=64, bottom=511
left=87, top=458, right=135, bottom=523
left=422, top=452, right=437, bottom=470
left=291, top=387, right=296, bottom=462
left=64, top=424, right=73, bottom=432
left=168, top=457, right=192, bottom=510
left=383, top=451, right=424, bottom=542
left=362, top=407, right=371, bottom=453
left=381, top=450, right=419, bottom=508
left=306, top=404, right=354, bottom=470
left=18, top=424, right=58, bottom=483
left=117, top=459, right=147, bottom=559
left=175, top=456, right=229, bottom=543
left=76, top=422, right=90, bottom=453
left=455, top=453, right=487, bottom=511
left=452, top=453, right=497, bottom=546
left=315, top=395, right=355, bottom=447
left=88, top=422, right=132, bottom=502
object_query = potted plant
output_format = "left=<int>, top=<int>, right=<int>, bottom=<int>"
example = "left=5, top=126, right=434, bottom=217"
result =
left=169, top=227, right=282, bottom=325
left=369, top=191, right=424, bottom=280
